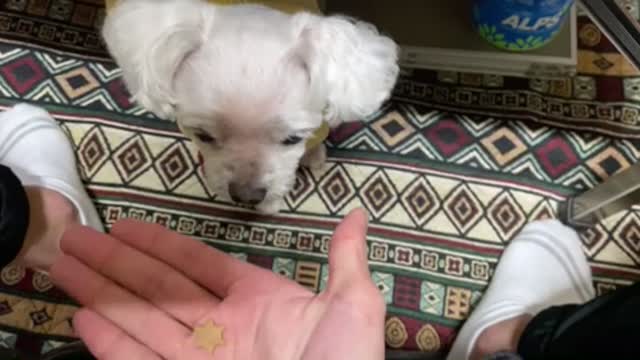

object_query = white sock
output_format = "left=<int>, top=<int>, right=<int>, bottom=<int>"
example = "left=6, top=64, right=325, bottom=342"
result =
left=447, top=220, right=594, bottom=360
left=0, top=104, right=103, bottom=232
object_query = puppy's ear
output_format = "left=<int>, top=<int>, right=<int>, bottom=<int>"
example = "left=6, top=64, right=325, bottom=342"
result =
left=102, top=0, right=210, bottom=119
left=292, top=14, right=399, bottom=126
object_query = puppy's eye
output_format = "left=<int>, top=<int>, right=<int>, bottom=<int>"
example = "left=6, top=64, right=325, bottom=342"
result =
left=195, top=132, right=216, bottom=144
left=282, top=135, right=303, bottom=146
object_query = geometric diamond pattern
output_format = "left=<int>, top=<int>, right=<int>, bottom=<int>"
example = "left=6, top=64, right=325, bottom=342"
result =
left=286, top=169, right=315, bottom=209
left=154, top=141, right=194, bottom=191
left=487, top=192, right=527, bottom=240
left=424, top=118, right=473, bottom=157
left=535, top=137, right=579, bottom=179
left=580, top=224, right=609, bottom=258
left=371, top=111, right=416, bottom=148
left=420, top=281, right=445, bottom=316
left=372, top=272, right=395, bottom=304
left=29, top=308, right=52, bottom=327
left=318, top=165, right=356, bottom=213
left=361, top=170, right=396, bottom=218
left=586, top=146, right=631, bottom=179
left=481, top=127, right=527, bottom=166
left=443, top=185, right=483, bottom=234
left=613, top=212, right=640, bottom=263
left=77, top=126, right=110, bottom=177
left=46, top=117, right=578, bottom=247
left=55, top=67, right=99, bottom=98
left=1, top=57, right=46, bottom=94
left=401, top=177, right=439, bottom=226
left=113, top=135, right=152, bottom=184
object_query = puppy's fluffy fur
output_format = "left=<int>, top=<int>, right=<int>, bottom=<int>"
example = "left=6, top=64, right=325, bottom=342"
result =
left=103, top=0, right=399, bottom=213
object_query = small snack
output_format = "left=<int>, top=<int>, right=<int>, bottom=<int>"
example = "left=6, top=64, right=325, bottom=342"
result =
left=193, top=320, right=225, bottom=354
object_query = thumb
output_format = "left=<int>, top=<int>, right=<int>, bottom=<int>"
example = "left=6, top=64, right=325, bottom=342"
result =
left=326, top=207, right=373, bottom=294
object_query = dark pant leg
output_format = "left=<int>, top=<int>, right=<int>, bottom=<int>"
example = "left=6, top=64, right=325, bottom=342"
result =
left=517, top=281, right=640, bottom=360
left=0, top=164, right=29, bottom=267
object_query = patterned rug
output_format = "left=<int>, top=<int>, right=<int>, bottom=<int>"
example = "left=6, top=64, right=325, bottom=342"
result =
left=0, top=1, right=639, bottom=358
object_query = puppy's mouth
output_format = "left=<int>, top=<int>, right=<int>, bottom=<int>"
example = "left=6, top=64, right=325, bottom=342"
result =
left=197, top=152, right=267, bottom=208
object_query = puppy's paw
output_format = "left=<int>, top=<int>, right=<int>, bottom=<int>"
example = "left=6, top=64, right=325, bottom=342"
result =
left=256, top=199, right=282, bottom=214
left=301, top=144, right=327, bottom=171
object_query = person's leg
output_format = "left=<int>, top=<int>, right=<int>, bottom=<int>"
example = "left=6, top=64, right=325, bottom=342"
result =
left=0, top=165, right=78, bottom=270
left=0, top=104, right=103, bottom=271
left=16, top=186, right=79, bottom=269
left=0, top=165, right=30, bottom=268
left=463, top=230, right=640, bottom=360
left=447, top=220, right=595, bottom=360
left=516, top=281, right=640, bottom=359
left=473, top=316, right=530, bottom=359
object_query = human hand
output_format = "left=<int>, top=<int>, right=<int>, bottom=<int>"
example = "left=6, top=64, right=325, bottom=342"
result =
left=51, top=208, right=385, bottom=360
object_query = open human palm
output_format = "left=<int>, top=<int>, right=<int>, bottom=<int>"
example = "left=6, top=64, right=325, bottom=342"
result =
left=51, top=208, right=385, bottom=360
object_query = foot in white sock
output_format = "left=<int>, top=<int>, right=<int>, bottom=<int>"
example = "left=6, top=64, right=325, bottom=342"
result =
left=447, top=220, right=595, bottom=360
left=0, top=103, right=103, bottom=232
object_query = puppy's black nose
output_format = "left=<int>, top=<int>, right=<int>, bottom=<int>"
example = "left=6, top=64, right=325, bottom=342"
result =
left=229, top=183, right=267, bottom=206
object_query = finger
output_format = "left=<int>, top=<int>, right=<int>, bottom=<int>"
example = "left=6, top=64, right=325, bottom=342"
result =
left=74, top=308, right=161, bottom=360
left=60, top=225, right=219, bottom=327
left=327, top=208, right=375, bottom=292
left=110, top=219, right=283, bottom=297
left=51, top=255, right=190, bottom=360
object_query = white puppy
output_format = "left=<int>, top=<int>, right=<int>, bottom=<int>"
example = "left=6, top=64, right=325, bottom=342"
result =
left=102, top=0, right=399, bottom=213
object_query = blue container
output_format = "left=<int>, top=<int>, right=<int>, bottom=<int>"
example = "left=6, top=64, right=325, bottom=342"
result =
left=472, top=0, right=574, bottom=51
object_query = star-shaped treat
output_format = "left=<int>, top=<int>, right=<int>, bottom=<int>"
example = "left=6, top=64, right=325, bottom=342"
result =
left=193, top=320, right=225, bottom=354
